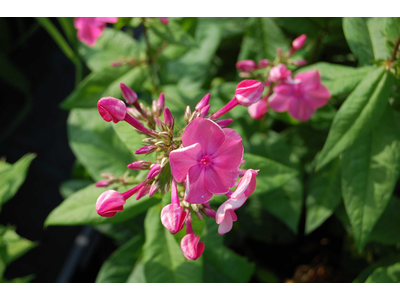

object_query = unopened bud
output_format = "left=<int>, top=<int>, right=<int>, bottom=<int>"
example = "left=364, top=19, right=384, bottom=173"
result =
left=215, top=119, right=233, bottom=128
left=236, top=60, right=257, bottom=73
left=164, top=107, right=174, bottom=128
left=195, top=94, right=210, bottom=111
left=155, top=118, right=167, bottom=131
left=157, top=93, right=165, bottom=115
left=258, top=59, right=269, bottom=68
left=158, top=131, right=170, bottom=139
left=149, top=181, right=160, bottom=197
left=127, top=160, right=152, bottom=170
left=200, top=104, right=210, bottom=117
left=160, top=157, right=169, bottom=168
left=120, top=83, right=138, bottom=105
left=98, top=97, right=126, bottom=123
left=293, top=59, right=307, bottom=66
left=135, top=145, right=156, bottom=155
left=147, top=163, right=162, bottom=179
left=95, top=179, right=111, bottom=187
left=235, top=80, right=264, bottom=107
left=292, top=34, right=307, bottom=50
left=184, top=106, right=192, bottom=123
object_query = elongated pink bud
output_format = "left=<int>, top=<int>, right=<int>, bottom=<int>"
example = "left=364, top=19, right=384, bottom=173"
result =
left=98, top=97, right=126, bottom=123
left=200, top=104, right=210, bottom=117
left=160, top=17, right=169, bottom=24
left=157, top=93, right=165, bottom=114
left=292, top=34, right=307, bottom=50
left=148, top=183, right=159, bottom=197
left=154, top=118, right=166, bottom=131
left=124, top=114, right=156, bottom=135
left=121, top=182, right=145, bottom=200
left=236, top=60, right=257, bottom=73
left=195, top=94, right=210, bottom=111
left=95, top=179, right=111, bottom=187
left=120, top=83, right=138, bottom=105
left=164, top=107, right=174, bottom=127
left=96, top=190, right=126, bottom=217
left=215, top=119, right=233, bottom=128
left=258, top=59, right=269, bottom=68
left=127, top=160, right=152, bottom=170
left=180, top=214, right=205, bottom=260
left=110, top=61, right=121, bottom=67
left=202, top=203, right=216, bottom=219
left=235, top=80, right=264, bottom=107
left=147, top=163, right=162, bottom=179
left=136, top=184, right=151, bottom=200
left=135, top=145, right=156, bottom=155
left=293, top=59, right=307, bottom=66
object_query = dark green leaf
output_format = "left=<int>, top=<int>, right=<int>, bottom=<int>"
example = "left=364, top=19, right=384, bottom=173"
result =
left=365, top=263, right=400, bottom=283
left=0, top=226, right=36, bottom=265
left=148, top=19, right=194, bottom=47
left=354, top=254, right=400, bottom=282
left=59, top=179, right=93, bottom=199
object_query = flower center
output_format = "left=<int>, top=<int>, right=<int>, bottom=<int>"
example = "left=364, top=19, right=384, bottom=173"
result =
left=200, top=156, right=212, bottom=166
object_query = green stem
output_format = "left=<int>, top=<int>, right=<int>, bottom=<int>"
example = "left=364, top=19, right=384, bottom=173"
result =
left=142, top=18, right=159, bottom=92
left=390, top=36, right=400, bottom=62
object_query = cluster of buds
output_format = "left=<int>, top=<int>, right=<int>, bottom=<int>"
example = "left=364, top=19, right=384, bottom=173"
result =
left=236, top=34, right=331, bottom=122
left=95, top=80, right=263, bottom=260
left=95, top=171, right=135, bottom=188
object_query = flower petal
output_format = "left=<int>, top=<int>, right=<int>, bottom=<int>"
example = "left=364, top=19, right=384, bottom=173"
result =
left=185, top=166, right=213, bottom=204
left=205, top=165, right=238, bottom=195
left=218, top=210, right=233, bottom=235
left=211, top=128, right=243, bottom=171
left=288, top=98, right=315, bottom=121
left=295, top=70, right=320, bottom=91
left=169, top=143, right=202, bottom=182
left=303, top=84, right=331, bottom=109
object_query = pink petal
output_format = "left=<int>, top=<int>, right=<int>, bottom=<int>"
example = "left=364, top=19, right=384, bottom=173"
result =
left=303, top=84, right=331, bottom=109
left=161, top=203, right=187, bottom=234
left=295, top=70, right=321, bottom=91
left=97, top=17, right=118, bottom=23
left=288, top=98, right=316, bottom=121
left=182, top=118, right=225, bottom=156
left=78, top=21, right=105, bottom=46
left=180, top=234, right=204, bottom=260
left=169, top=143, right=202, bottom=183
left=205, top=165, right=238, bottom=195
left=218, top=209, right=233, bottom=235
left=232, top=169, right=258, bottom=199
left=185, top=166, right=213, bottom=204
left=230, top=210, right=238, bottom=222
left=248, top=97, right=268, bottom=119
left=211, top=128, right=243, bottom=171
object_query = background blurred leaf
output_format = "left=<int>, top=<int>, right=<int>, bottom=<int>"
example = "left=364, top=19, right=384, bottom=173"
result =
left=0, top=226, right=36, bottom=265
left=112, top=121, right=151, bottom=158
left=317, top=68, right=396, bottom=169
left=365, top=263, right=400, bottom=283
left=353, top=254, right=400, bottom=282
left=59, top=179, right=93, bottom=199
left=148, top=19, right=194, bottom=47
left=341, top=106, right=400, bottom=250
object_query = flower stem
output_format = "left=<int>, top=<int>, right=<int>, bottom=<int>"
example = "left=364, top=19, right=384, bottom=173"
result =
left=390, top=36, right=400, bottom=62
left=142, top=18, right=159, bottom=93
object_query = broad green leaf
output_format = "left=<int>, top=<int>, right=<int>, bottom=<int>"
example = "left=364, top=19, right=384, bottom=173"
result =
left=239, top=17, right=288, bottom=62
left=242, top=153, right=298, bottom=196
left=68, top=108, right=135, bottom=181
left=96, top=235, right=144, bottom=283
left=341, top=106, right=400, bottom=250
left=147, top=19, right=194, bottom=47
left=1, top=274, right=35, bottom=283
left=343, top=17, right=388, bottom=65
left=383, top=17, right=400, bottom=43
left=0, top=52, right=30, bottom=94
left=0, top=226, right=36, bottom=265
left=305, top=158, right=342, bottom=234
left=0, top=153, right=36, bottom=210
left=142, top=204, right=202, bottom=283
left=317, top=67, right=396, bottom=170
left=78, top=28, right=144, bottom=71
left=59, top=179, right=93, bottom=199
left=296, top=63, right=375, bottom=97
left=354, top=254, right=400, bottom=282
left=274, top=17, right=324, bottom=38
left=202, top=17, right=247, bottom=39
left=202, top=218, right=255, bottom=282
left=127, top=258, right=146, bottom=282
left=45, top=184, right=161, bottom=226
left=366, top=263, right=400, bottom=283
left=61, top=66, right=148, bottom=109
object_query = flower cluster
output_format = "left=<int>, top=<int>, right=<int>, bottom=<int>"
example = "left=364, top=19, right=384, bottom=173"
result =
left=236, top=34, right=330, bottom=121
left=94, top=80, right=263, bottom=260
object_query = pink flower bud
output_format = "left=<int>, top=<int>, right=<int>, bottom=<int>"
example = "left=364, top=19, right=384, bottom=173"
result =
left=157, top=93, right=165, bottom=114
left=268, top=64, right=292, bottom=83
left=96, top=190, right=126, bottom=217
left=195, top=94, right=210, bottom=111
left=164, top=107, right=174, bottom=127
left=200, top=104, right=210, bottom=117
left=236, top=60, right=257, bottom=73
left=292, top=34, right=307, bottom=50
left=235, top=80, right=264, bottom=107
left=127, top=160, right=152, bottom=170
left=135, top=145, right=156, bottom=155
left=110, top=61, right=122, bottom=67
left=160, top=17, right=169, bottom=24
left=293, top=59, right=307, bottom=66
left=148, top=183, right=159, bottom=197
left=276, top=48, right=283, bottom=56
left=120, top=83, right=138, bottom=105
left=202, top=203, right=216, bottom=219
left=248, top=96, right=268, bottom=119
left=258, top=59, right=269, bottom=68
left=180, top=233, right=205, bottom=260
left=136, top=183, right=151, bottom=200
left=147, top=163, right=162, bottom=179
left=161, top=203, right=187, bottom=234
left=154, top=118, right=166, bottom=131
left=95, top=179, right=111, bottom=187
left=98, top=97, right=126, bottom=123
left=101, top=173, right=114, bottom=178
left=215, top=119, right=233, bottom=128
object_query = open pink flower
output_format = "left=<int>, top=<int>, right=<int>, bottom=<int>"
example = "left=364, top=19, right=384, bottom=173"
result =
left=268, top=70, right=330, bottom=122
left=248, top=96, right=268, bottom=119
left=169, top=118, right=243, bottom=204
left=74, top=17, right=118, bottom=47
left=216, top=169, right=258, bottom=235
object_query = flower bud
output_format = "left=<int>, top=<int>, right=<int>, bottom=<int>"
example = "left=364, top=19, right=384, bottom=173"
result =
left=180, top=233, right=205, bottom=260
left=235, top=60, right=257, bottom=73
left=98, top=97, right=126, bottom=123
left=161, top=203, right=187, bottom=234
left=157, top=93, right=165, bottom=115
left=215, top=119, right=233, bottom=128
left=160, top=17, right=169, bottom=24
left=155, top=118, right=167, bottom=131
left=195, top=94, right=210, bottom=111
left=96, top=190, right=126, bottom=217
left=127, top=160, right=152, bottom=170
left=235, top=80, right=264, bottom=107
left=136, top=183, right=151, bottom=200
left=200, top=104, right=210, bottom=117
left=135, top=145, right=156, bottom=155
left=268, top=64, right=292, bottom=83
left=148, top=181, right=160, bottom=197
left=95, top=179, right=111, bottom=187
left=293, top=59, right=307, bottom=66
left=292, top=34, right=307, bottom=50
left=164, top=107, right=174, bottom=128
left=120, top=83, right=138, bottom=105
left=147, top=163, right=162, bottom=179
left=110, top=61, right=122, bottom=67
left=248, top=96, right=268, bottom=119
left=258, top=59, right=269, bottom=68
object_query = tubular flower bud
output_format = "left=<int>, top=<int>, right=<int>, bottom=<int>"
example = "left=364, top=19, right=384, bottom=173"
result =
left=98, top=97, right=126, bottom=123
left=215, top=119, right=233, bottom=128
left=180, top=214, right=205, bottom=260
left=164, top=107, right=174, bottom=128
left=127, top=160, right=152, bottom=170
left=200, top=104, right=210, bottom=117
left=157, top=93, right=165, bottom=115
left=147, top=163, right=162, bottom=179
left=269, top=64, right=292, bottom=83
left=154, top=118, right=167, bottom=131
left=149, top=182, right=160, bottom=197
left=95, top=179, right=111, bottom=187
left=293, top=59, right=307, bottom=66
left=160, top=17, right=169, bottom=24
left=248, top=96, right=268, bottom=120
left=236, top=60, right=257, bottom=73
left=120, top=83, right=138, bottom=105
left=136, top=183, right=151, bottom=200
left=195, top=94, right=210, bottom=111
left=258, top=59, right=269, bottom=68
left=235, top=80, right=264, bottom=107
left=161, top=179, right=187, bottom=234
left=96, top=190, right=126, bottom=217
left=292, top=34, right=307, bottom=50
left=135, top=145, right=156, bottom=155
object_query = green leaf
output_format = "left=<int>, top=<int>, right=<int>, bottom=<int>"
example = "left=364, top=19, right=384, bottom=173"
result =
left=61, top=66, right=148, bottom=109
left=239, top=17, right=288, bottom=61
left=126, top=258, right=147, bottom=282
left=79, top=28, right=144, bottom=71
left=202, top=218, right=255, bottom=282
left=305, top=158, right=342, bottom=234
left=343, top=17, right=389, bottom=65
left=242, top=153, right=298, bottom=196
left=0, top=153, right=36, bottom=210
left=96, top=235, right=144, bottom=283
left=67, top=108, right=135, bottom=181
left=366, top=263, right=400, bottom=283
left=317, top=67, right=396, bottom=170
left=142, top=204, right=202, bottom=283
left=341, top=106, right=400, bottom=250
left=0, top=227, right=36, bottom=265
left=383, top=17, right=400, bottom=43
left=148, top=19, right=194, bottom=47
left=59, top=179, right=93, bottom=199
left=354, top=254, right=400, bottom=282
left=274, top=17, right=324, bottom=38
left=295, top=62, right=375, bottom=97
left=45, top=184, right=161, bottom=226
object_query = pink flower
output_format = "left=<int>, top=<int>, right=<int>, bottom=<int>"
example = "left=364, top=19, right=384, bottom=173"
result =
left=74, top=17, right=118, bottom=47
left=216, top=169, right=258, bottom=235
left=268, top=64, right=292, bottom=83
left=159, top=17, right=169, bottom=24
left=161, top=179, right=187, bottom=234
left=236, top=60, right=257, bottom=73
left=180, top=214, right=205, bottom=260
left=96, top=190, right=125, bottom=217
left=169, top=118, right=243, bottom=204
left=292, top=34, right=307, bottom=50
left=268, top=70, right=331, bottom=122
left=248, top=96, right=268, bottom=119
